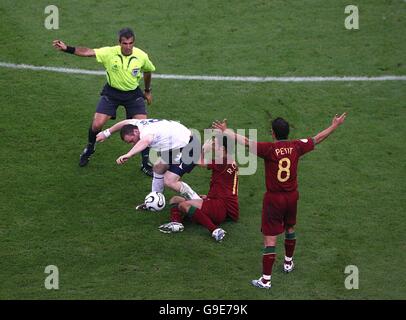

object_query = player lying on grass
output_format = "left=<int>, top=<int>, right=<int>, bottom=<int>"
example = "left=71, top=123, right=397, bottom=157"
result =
left=213, top=113, right=347, bottom=288
left=158, top=134, right=239, bottom=242
left=96, top=118, right=201, bottom=204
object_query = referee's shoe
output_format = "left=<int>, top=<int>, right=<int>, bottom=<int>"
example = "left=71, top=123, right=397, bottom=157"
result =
left=79, top=143, right=95, bottom=167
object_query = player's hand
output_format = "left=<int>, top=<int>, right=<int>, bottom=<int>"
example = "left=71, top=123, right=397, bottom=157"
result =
left=53, top=40, right=67, bottom=51
left=202, top=138, right=214, bottom=153
left=332, top=112, right=347, bottom=127
left=144, top=91, right=152, bottom=105
left=212, top=119, right=228, bottom=132
left=96, top=132, right=107, bottom=142
left=116, top=155, right=130, bottom=165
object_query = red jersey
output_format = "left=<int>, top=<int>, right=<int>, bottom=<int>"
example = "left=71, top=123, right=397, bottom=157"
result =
left=256, top=138, right=315, bottom=192
left=206, top=161, right=239, bottom=221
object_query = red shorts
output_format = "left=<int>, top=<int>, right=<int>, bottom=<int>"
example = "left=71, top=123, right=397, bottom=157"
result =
left=261, top=191, right=299, bottom=236
left=200, top=198, right=227, bottom=225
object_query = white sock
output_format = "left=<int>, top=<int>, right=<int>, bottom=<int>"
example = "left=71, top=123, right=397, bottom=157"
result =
left=152, top=173, right=164, bottom=193
left=262, top=275, right=271, bottom=281
left=285, top=256, right=293, bottom=262
left=179, top=182, right=201, bottom=200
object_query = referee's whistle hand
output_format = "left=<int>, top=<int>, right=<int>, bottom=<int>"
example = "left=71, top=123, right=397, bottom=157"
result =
left=144, top=92, right=153, bottom=105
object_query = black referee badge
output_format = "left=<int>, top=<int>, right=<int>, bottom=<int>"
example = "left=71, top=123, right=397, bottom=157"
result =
left=131, top=68, right=140, bottom=77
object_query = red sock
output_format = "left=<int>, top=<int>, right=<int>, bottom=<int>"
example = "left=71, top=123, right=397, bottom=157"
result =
left=284, top=239, right=296, bottom=260
left=190, top=208, right=217, bottom=233
left=262, top=246, right=276, bottom=281
left=170, top=206, right=183, bottom=223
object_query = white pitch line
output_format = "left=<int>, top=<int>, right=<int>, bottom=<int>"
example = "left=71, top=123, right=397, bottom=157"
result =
left=1, top=61, right=406, bottom=82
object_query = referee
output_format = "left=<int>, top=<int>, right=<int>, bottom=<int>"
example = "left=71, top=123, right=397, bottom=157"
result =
left=53, top=27, right=155, bottom=176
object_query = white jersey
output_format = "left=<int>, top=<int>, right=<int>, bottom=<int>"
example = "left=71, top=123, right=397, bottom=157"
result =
left=127, top=119, right=191, bottom=151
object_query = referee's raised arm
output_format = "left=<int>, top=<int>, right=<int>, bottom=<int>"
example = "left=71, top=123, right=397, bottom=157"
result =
left=52, top=39, right=95, bottom=57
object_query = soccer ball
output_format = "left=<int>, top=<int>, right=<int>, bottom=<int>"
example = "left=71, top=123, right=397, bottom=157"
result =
left=144, top=192, right=166, bottom=211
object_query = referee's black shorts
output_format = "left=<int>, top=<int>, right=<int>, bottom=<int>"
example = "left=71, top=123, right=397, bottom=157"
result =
left=96, top=84, right=146, bottom=119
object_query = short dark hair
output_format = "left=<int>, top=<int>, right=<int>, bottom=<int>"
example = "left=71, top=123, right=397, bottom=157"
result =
left=120, top=124, right=138, bottom=140
left=272, top=117, right=290, bottom=140
left=118, top=27, right=135, bottom=42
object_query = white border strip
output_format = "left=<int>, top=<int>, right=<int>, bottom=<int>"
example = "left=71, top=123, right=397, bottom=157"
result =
left=1, top=62, right=405, bottom=82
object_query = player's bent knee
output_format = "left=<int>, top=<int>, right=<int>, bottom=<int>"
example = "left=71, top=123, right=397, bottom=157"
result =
left=264, top=236, right=278, bottom=247
left=163, top=179, right=174, bottom=189
left=164, top=176, right=178, bottom=189
left=153, top=163, right=167, bottom=175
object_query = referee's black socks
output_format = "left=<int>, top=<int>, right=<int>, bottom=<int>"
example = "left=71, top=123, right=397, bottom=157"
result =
left=88, top=127, right=100, bottom=149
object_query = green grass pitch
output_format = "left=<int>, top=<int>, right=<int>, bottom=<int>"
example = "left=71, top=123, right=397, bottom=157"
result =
left=0, top=0, right=405, bottom=299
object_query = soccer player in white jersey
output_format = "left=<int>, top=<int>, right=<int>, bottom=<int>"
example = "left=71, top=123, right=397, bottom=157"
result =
left=96, top=119, right=201, bottom=205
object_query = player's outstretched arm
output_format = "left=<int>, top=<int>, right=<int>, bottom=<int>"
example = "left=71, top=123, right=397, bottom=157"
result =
left=212, top=119, right=256, bottom=150
left=116, top=135, right=153, bottom=165
left=313, top=112, right=347, bottom=145
left=52, top=40, right=95, bottom=57
left=196, top=138, right=214, bottom=167
left=96, top=119, right=136, bottom=142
